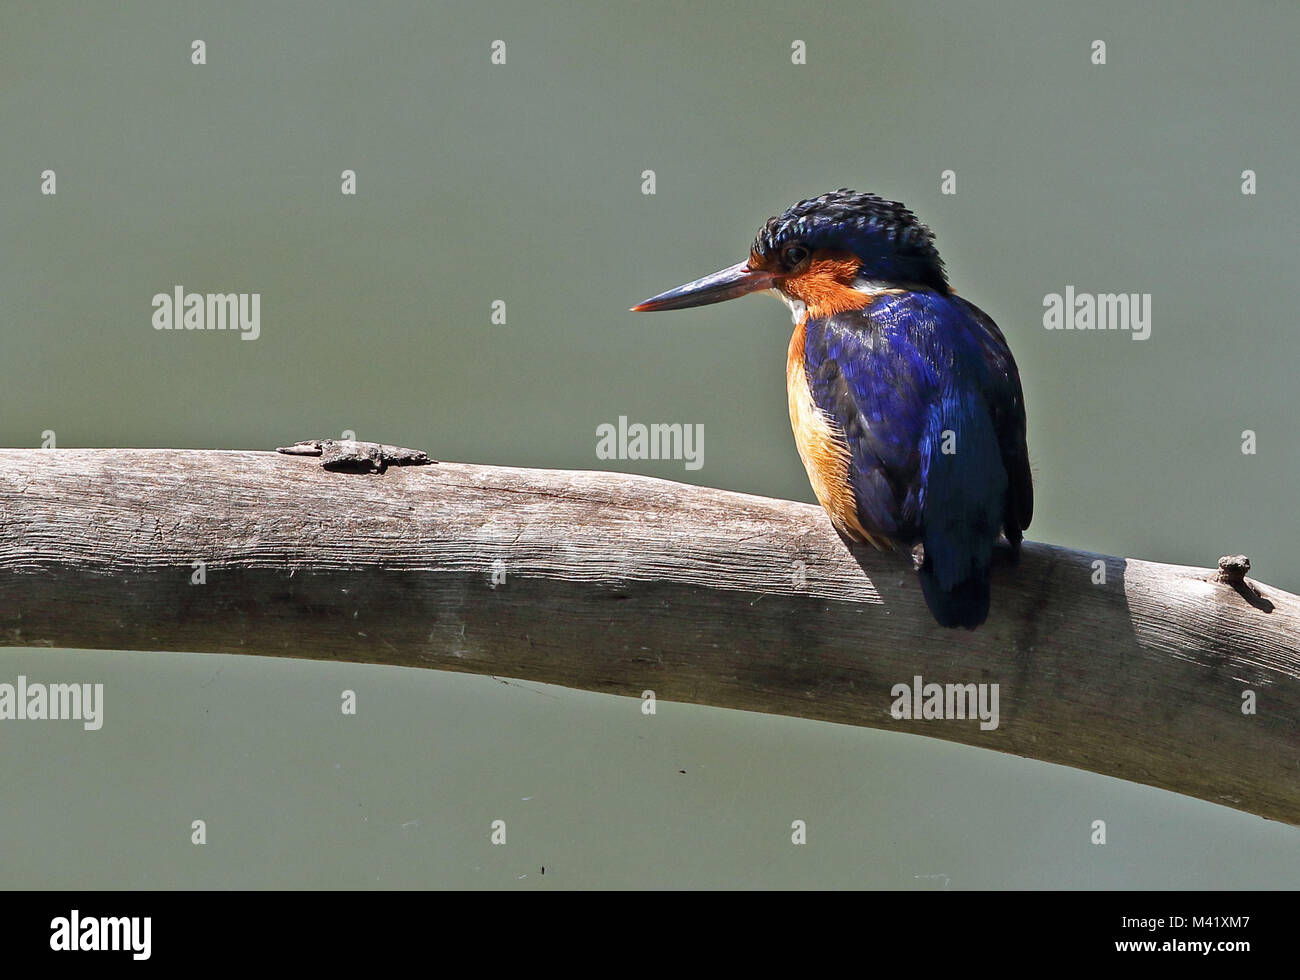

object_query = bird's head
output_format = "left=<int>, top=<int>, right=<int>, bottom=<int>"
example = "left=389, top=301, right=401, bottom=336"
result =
left=632, top=188, right=948, bottom=321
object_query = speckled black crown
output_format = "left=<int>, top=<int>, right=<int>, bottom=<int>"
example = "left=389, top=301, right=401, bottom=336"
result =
left=753, top=188, right=948, bottom=290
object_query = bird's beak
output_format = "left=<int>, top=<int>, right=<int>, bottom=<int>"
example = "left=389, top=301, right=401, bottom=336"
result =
left=631, top=261, right=776, bottom=312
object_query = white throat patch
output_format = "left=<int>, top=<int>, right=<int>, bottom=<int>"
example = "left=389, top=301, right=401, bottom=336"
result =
left=770, top=289, right=807, bottom=324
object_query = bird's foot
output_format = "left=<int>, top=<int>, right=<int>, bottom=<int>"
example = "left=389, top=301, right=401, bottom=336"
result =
left=911, top=542, right=926, bottom=572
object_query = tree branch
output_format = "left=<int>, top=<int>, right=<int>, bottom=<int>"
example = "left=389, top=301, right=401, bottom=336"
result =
left=1, top=448, right=1296, bottom=824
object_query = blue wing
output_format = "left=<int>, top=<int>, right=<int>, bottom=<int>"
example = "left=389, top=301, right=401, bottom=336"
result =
left=802, top=291, right=1031, bottom=626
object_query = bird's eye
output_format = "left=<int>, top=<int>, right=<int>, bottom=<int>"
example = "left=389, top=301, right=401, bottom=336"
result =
left=782, top=245, right=809, bottom=268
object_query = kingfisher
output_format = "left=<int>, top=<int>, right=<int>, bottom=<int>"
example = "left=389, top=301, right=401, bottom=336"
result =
left=632, top=189, right=1032, bottom=628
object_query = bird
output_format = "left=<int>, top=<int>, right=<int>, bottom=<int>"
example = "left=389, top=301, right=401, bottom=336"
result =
left=631, top=188, right=1031, bottom=628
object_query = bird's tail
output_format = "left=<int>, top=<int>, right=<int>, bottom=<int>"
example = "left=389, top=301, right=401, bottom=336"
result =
left=916, top=401, right=1005, bottom=629
left=917, top=559, right=990, bottom=629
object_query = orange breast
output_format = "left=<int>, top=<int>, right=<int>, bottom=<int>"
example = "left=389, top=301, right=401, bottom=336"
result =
left=786, top=318, right=887, bottom=549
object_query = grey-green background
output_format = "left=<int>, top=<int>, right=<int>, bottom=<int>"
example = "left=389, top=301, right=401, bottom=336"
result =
left=2, top=1, right=1297, bottom=888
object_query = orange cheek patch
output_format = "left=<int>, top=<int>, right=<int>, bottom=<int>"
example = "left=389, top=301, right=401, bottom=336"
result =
left=782, top=253, right=869, bottom=319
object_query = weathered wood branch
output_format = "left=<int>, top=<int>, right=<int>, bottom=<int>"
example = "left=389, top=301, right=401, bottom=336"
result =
left=1, top=448, right=1297, bottom=824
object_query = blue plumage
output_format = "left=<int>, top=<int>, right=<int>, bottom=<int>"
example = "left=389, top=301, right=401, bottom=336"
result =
left=804, top=292, right=1030, bottom=627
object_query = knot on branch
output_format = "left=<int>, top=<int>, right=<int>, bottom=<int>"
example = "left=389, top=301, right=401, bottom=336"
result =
left=1216, top=554, right=1273, bottom=613
left=1217, top=554, right=1251, bottom=585
left=277, top=439, right=436, bottom=473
